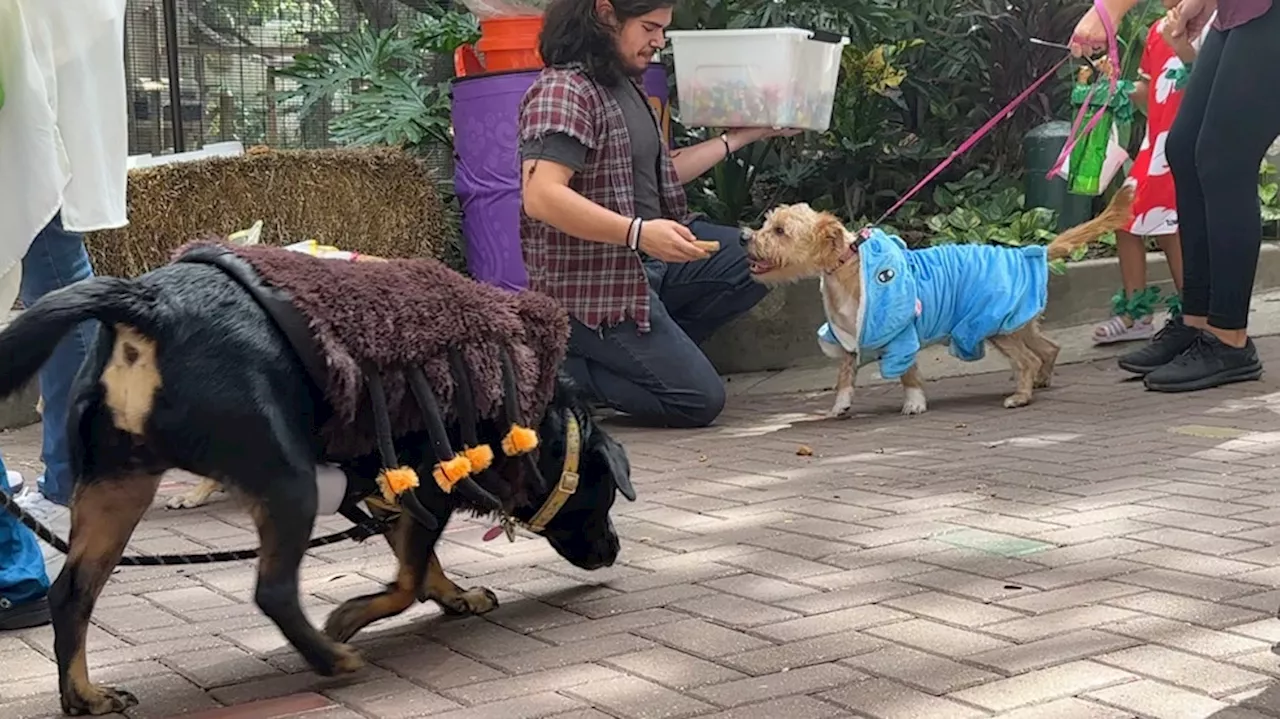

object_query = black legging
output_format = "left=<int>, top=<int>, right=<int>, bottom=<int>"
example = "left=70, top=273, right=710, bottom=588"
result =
left=1166, top=3, right=1280, bottom=331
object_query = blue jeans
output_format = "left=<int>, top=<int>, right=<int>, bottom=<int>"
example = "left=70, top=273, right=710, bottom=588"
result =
left=0, top=454, right=50, bottom=605
left=19, top=214, right=96, bottom=505
left=564, top=221, right=769, bottom=428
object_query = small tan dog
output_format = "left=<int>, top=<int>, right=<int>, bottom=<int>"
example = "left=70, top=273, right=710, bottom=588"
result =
left=745, top=186, right=1134, bottom=417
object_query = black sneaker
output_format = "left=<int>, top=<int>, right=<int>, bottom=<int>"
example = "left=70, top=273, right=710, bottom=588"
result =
left=1117, top=315, right=1199, bottom=375
left=1144, top=332, right=1263, bottom=392
left=0, top=595, right=51, bottom=631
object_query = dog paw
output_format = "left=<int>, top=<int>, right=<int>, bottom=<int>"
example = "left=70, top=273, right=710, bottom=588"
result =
left=1034, top=374, right=1053, bottom=389
left=901, top=387, right=928, bottom=416
left=165, top=493, right=206, bottom=510
left=438, top=587, right=499, bottom=616
left=826, top=388, right=855, bottom=419
left=329, top=643, right=365, bottom=675
left=63, top=684, right=138, bottom=716
left=1003, top=393, right=1032, bottom=409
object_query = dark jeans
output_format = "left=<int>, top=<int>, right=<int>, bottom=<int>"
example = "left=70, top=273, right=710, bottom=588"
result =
left=564, top=221, right=768, bottom=428
left=1167, top=2, right=1280, bottom=330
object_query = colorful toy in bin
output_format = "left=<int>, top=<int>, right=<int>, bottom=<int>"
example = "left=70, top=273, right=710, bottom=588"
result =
left=680, top=81, right=835, bottom=131
left=666, top=28, right=849, bottom=132
left=1064, top=64, right=1135, bottom=196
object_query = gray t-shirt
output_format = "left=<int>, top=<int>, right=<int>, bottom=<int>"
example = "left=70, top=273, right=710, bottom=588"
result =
left=520, top=80, right=664, bottom=220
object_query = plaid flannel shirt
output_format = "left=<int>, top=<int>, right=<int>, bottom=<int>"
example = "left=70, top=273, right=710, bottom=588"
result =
left=519, top=64, right=690, bottom=333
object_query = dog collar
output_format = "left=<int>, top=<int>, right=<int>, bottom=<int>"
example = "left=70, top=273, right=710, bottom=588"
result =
left=825, top=227, right=873, bottom=275
left=825, top=243, right=858, bottom=275
left=489, top=413, right=582, bottom=541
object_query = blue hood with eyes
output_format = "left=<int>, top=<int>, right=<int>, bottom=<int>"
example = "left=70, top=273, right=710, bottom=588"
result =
left=817, top=228, right=1049, bottom=379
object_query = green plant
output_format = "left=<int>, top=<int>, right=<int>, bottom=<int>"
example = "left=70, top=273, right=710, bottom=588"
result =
left=913, top=170, right=1060, bottom=250
left=275, top=10, right=477, bottom=150
left=1262, top=160, right=1280, bottom=238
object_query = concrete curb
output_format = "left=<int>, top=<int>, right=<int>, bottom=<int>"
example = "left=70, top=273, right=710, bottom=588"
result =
left=702, top=242, right=1280, bottom=375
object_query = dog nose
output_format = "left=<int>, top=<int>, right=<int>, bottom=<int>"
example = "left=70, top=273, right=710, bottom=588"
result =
left=739, top=228, right=752, bottom=244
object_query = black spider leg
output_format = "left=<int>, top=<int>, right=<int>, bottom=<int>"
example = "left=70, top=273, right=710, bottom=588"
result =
left=365, top=366, right=438, bottom=531
left=499, top=346, right=549, bottom=495
left=406, top=365, right=501, bottom=511
left=445, top=349, right=507, bottom=502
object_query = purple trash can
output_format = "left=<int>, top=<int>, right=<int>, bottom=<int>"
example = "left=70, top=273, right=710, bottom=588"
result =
left=452, top=64, right=671, bottom=290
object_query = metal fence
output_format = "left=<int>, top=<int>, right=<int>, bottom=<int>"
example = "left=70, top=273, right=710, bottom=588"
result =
left=124, top=0, right=443, bottom=155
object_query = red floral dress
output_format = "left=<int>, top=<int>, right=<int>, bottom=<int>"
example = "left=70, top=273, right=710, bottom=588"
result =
left=1126, top=20, right=1186, bottom=237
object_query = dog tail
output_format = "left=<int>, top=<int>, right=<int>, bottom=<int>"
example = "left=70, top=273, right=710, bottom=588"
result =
left=1045, top=183, right=1135, bottom=261
left=0, top=277, right=153, bottom=399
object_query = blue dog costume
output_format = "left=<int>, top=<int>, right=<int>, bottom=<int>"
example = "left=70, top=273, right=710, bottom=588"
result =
left=817, top=228, right=1049, bottom=379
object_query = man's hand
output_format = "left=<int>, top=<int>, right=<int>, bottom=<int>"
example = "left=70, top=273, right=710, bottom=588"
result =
left=638, top=219, right=709, bottom=263
left=727, top=127, right=803, bottom=145
left=1166, top=0, right=1217, bottom=38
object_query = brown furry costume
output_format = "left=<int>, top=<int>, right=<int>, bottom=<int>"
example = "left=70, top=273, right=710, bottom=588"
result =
left=171, top=240, right=569, bottom=509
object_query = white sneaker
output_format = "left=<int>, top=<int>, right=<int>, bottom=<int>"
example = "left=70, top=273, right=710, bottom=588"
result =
left=15, top=487, right=67, bottom=524
left=5, top=470, right=22, bottom=494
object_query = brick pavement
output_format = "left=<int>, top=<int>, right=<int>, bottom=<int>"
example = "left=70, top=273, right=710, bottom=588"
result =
left=7, top=340, right=1280, bottom=717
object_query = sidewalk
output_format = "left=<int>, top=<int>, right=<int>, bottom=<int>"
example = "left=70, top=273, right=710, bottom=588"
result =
left=5, top=337, right=1280, bottom=718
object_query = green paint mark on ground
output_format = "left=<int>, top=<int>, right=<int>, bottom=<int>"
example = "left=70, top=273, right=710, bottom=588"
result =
left=934, top=528, right=1055, bottom=557
left=1168, top=425, right=1249, bottom=439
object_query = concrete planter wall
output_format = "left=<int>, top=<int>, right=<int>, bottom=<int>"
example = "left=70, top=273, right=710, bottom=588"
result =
left=701, top=243, right=1280, bottom=375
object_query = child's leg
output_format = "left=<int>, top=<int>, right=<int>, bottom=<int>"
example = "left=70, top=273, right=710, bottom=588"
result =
left=1095, top=230, right=1157, bottom=343
left=1154, top=232, right=1184, bottom=293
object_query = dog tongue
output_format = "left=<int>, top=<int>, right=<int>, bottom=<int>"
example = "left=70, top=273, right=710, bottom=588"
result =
left=482, top=525, right=505, bottom=542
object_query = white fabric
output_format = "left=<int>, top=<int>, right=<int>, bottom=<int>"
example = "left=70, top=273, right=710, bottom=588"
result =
left=0, top=0, right=129, bottom=281
left=0, top=263, right=20, bottom=316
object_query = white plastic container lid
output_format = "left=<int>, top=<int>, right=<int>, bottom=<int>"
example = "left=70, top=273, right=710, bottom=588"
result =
left=665, top=27, right=849, bottom=44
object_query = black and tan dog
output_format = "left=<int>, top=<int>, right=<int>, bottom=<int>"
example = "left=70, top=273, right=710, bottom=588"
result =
left=0, top=255, right=633, bottom=715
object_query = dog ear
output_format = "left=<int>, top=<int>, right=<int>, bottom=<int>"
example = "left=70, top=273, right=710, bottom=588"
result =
left=591, top=431, right=635, bottom=501
left=814, top=214, right=847, bottom=248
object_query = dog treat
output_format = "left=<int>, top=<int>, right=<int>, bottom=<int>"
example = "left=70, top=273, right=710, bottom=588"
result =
left=679, top=80, right=836, bottom=130
left=692, top=240, right=720, bottom=253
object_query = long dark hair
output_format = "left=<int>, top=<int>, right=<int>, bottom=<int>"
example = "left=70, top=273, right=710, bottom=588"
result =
left=539, top=0, right=675, bottom=86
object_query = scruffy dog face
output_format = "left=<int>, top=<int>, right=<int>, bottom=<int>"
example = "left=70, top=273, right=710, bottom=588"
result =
left=744, top=203, right=855, bottom=284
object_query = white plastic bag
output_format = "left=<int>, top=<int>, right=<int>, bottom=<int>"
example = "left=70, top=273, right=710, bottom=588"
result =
left=1055, top=123, right=1130, bottom=196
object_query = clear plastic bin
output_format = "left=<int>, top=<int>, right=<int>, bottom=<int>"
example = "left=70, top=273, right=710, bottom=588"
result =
left=665, top=28, right=849, bottom=132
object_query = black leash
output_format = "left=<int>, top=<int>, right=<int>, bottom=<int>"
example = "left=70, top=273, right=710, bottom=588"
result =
left=0, top=490, right=390, bottom=566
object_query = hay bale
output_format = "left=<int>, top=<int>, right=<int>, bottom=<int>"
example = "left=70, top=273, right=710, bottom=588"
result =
left=86, top=146, right=459, bottom=278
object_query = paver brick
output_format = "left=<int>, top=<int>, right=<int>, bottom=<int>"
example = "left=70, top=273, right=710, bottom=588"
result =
left=1086, top=679, right=1231, bottom=717
left=1095, top=644, right=1271, bottom=696
left=721, top=629, right=882, bottom=675
left=602, top=647, right=746, bottom=689
left=882, top=591, right=1024, bottom=627
left=564, top=675, right=713, bottom=719
left=821, top=677, right=986, bottom=718
left=635, top=618, right=772, bottom=657
left=947, top=660, right=1136, bottom=711
left=966, top=629, right=1138, bottom=674
left=866, top=618, right=1014, bottom=656
left=692, top=663, right=864, bottom=708
left=695, top=695, right=849, bottom=719
left=841, top=644, right=999, bottom=695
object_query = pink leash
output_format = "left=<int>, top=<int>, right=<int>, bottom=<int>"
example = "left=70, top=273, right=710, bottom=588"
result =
left=874, top=0, right=1118, bottom=226
left=1046, top=0, right=1121, bottom=179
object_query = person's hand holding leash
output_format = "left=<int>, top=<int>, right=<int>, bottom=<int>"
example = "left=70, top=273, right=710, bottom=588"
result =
left=638, top=218, right=708, bottom=262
